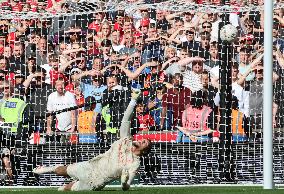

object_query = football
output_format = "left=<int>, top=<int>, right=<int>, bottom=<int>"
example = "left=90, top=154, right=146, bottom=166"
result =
left=220, top=24, right=238, bottom=43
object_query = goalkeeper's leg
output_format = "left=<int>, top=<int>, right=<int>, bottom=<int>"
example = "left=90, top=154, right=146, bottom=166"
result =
left=33, top=165, right=68, bottom=177
left=33, top=161, right=90, bottom=177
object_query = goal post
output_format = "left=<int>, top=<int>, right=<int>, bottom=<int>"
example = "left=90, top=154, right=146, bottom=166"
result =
left=263, top=0, right=274, bottom=190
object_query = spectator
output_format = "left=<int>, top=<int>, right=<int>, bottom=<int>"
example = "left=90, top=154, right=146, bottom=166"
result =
left=135, top=100, right=155, bottom=132
left=231, top=95, right=249, bottom=142
left=147, top=83, right=170, bottom=130
left=246, top=65, right=279, bottom=139
left=237, top=48, right=255, bottom=81
left=3, top=45, right=12, bottom=59
left=205, top=42, right=220, bottom=70
left=111, top=30, right=124, bottom=52
left=0, top=56, right=8, bottom=72
left=26, top=37, right=48, bottom=68
left=8, top=42, right=27, bottom=75
left=46, top=78, right=77, bottom=135
left=101, top=74, right=132, bottom=141
left=161, top=73, right=191, bottom=129
left=183, top=59, right=205, bottom=92
left=0, top=81, right=30, bottom=184
left=155, top=9, right=171, bottom=31
left=177, top=90, right=216, bottom=142
left=80, top=75, right=107, bottom=119
left=23, top=70, right=54, bottom=133
left=48, top=54, right=68, bottom=85
left=77, top=96, right=98, bottom=143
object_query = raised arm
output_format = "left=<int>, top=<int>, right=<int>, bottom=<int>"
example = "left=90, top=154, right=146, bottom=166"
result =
left=176, top=56, right=205, bottom=67
left=59, top=57, right=85, bottom=73
left=116, top=61, right=158, bottom=81
left=119, top=90, right=140, bottom=139
left=274, top=49, right=284, bottom=69
left=22, top=72, right=43, bottom=89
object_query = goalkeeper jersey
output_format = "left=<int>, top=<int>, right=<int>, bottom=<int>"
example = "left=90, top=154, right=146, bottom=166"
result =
left=87, top=137, right=140, bottom=189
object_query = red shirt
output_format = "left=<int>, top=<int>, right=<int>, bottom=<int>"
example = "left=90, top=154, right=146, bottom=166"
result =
left=162, top=87, right=191, bottom=126
left=88, top=22, right=100, bottom=32
left=5, top=72, right=15, bottom=85
left=49, top=69, right=68, bottom=85
left=137, top=114, right=155, bottom=131
left=46, top=0, right=62, bottom=9
left=11, top=3, right=22, bottom=12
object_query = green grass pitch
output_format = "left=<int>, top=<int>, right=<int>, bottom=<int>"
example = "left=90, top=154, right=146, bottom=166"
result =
left=0, top=187, right=283, bottom=194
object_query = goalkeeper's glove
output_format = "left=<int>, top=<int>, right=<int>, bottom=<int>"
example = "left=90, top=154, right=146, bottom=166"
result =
left=121, top=169, right=129, bottom=183
left=121, top=169, right=130, bottom=191
left=131, top=89, right=141, bottom=100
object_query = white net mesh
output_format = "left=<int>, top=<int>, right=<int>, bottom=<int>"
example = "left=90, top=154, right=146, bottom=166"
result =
left=0, top=0, right=284, bottom=187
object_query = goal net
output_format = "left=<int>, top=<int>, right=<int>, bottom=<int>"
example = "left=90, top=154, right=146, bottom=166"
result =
left=0, top=0, right=284, bottom=187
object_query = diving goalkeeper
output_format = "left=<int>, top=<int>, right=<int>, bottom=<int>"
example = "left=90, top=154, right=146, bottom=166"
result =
left=33, top=90, right=152, bottom=191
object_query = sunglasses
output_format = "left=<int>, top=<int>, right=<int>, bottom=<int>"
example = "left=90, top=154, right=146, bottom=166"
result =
left=186, top=32, right=194, bottom=35
left=203, top=25, right=212, bottom=28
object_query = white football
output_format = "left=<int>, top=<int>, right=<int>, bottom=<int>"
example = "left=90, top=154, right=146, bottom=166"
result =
left=220, top=24, right=238, bottom=43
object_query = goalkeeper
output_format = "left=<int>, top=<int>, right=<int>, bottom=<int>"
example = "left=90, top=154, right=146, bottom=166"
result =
left=33, top=90, right=152, bottom=191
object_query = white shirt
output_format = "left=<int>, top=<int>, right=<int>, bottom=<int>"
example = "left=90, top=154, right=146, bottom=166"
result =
left=112, top=45, right=125, bottom=52
left=210, top=65, right=219, bottom=78
left=40, top=64, right=52, bottom=84
left=214, top=82, right=250, bottom=116
left=232, top=82, right=250, bottom=116
left=183, top=71, right=203, bottom=92
left=211, top=19, right=222, bottom=42
left=47, top=91, right=77, bottom=131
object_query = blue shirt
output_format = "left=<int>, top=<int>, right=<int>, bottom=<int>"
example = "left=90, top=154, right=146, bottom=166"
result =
left=80, top=83, right=107, bottom=113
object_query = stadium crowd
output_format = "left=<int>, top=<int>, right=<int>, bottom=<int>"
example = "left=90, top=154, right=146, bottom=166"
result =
left=0, top=0, right=284, bottom=182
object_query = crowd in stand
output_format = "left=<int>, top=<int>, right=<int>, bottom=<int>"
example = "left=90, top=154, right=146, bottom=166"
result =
left=0, top=0, right=284, bottom=185
left=0, top=0, right=284, bottom=147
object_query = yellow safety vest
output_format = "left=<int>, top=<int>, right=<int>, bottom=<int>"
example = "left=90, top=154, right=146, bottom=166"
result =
left=0, top=98, right=27, bottom=133
left=101, top=105, right=117, bottom=134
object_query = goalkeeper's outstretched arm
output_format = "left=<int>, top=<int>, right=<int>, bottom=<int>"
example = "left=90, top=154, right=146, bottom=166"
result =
left=120, top=91, right=140, bottom=139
